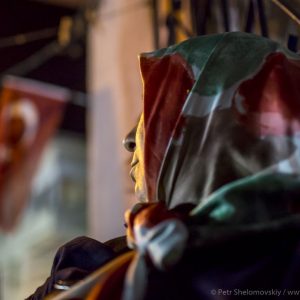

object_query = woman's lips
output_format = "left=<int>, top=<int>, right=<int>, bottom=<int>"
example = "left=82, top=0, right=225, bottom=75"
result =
left=130, top=160, right=139, bottom=183
left=131, top=159, right=139, bottom=168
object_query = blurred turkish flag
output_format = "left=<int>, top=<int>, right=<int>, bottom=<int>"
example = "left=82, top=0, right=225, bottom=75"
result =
left=0, top=76, right=69, bottom=231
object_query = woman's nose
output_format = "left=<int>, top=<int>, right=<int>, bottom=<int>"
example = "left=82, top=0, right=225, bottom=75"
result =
left=123, top=125, right=137, bottom=152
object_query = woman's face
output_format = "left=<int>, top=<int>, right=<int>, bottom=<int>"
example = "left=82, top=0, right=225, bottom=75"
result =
left=123, top=115, right=147, bottom=202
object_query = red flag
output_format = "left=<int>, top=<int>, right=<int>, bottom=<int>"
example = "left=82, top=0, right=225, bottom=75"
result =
left=0, top=76, right=69, bottom=231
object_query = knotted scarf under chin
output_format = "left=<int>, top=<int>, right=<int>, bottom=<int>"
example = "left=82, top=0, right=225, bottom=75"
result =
left=122, top=203, right=189, bottom=300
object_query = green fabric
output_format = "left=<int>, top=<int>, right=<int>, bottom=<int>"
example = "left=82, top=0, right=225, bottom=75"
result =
left=140, top=32, right=300, bottom=234
left=191, top=173, right=300, bottom=227
left=144, top=32, right=299, bottom=96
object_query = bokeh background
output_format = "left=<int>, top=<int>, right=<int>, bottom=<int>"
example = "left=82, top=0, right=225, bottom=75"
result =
left=0, top=0, right=299, bottom=298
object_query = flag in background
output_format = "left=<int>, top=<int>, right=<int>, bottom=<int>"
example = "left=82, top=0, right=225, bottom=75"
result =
left=0, top=75, right=69, bottom=231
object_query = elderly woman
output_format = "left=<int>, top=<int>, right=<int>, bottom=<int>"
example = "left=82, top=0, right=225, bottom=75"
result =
left=28, top=32, right=300, bottom=300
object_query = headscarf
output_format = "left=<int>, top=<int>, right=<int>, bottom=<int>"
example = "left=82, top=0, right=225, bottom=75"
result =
left=117, top=33, right=300, bottom=300
left=85, top=32, right=300, bottom=300
left=140, top=32, right=300, bottom=230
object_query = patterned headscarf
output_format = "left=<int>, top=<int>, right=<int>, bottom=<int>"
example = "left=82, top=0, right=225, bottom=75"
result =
left=139, top=32, right=300, bottom=228
left=83, top=33, right=300, bottom=300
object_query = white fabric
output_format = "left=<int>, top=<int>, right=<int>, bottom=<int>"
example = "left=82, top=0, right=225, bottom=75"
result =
left=122, top=219, right=188, bottom=300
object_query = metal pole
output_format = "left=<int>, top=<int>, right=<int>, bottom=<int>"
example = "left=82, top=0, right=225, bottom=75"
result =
left=151, top=0, right=160, bottom=49
left=245, top=0, right=254, bottom=33
left=257, top=0, right=269, bottom=37
left=271, top=0, right=300, bottom=27
left=220, top=0, right=230, bottom=32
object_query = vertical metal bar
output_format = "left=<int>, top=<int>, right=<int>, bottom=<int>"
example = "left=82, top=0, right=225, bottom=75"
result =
left=166, top=14, right=176, bottom=45
left=166, top=0, right=183, bottom=45
left=189, top=0, right=198, bottom=35
left=220, top=0, right=230, bottom=32
left=151, top=0, right=160, bottom=49
left=202, top=0, right=211, bottom=35
left=190, top=0, right=210, bottom=36
left=256, top=0, right=269, bottom=37
left=245, top=0, right=254, bottom=32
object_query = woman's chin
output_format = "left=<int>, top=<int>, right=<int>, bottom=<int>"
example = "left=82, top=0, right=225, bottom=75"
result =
left=134, top=185, right=147, bottom=202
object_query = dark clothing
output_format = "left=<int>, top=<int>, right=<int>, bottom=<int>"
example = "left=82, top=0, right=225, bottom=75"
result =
left=145, top=229, right=300, bottom=300
left=26, top=236, right=128, bottom=300
left=27, top=229, right=300, bottom=300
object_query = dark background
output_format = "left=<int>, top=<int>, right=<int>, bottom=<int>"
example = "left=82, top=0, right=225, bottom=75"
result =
left=0, top=0, right=87, bottom=134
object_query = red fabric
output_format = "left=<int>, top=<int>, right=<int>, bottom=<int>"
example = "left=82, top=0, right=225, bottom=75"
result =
left=234, top=53, right=300, bottom=136
left=140, top=53, right=194, bottom=201
left=0, top=78, right=67, bottom=230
